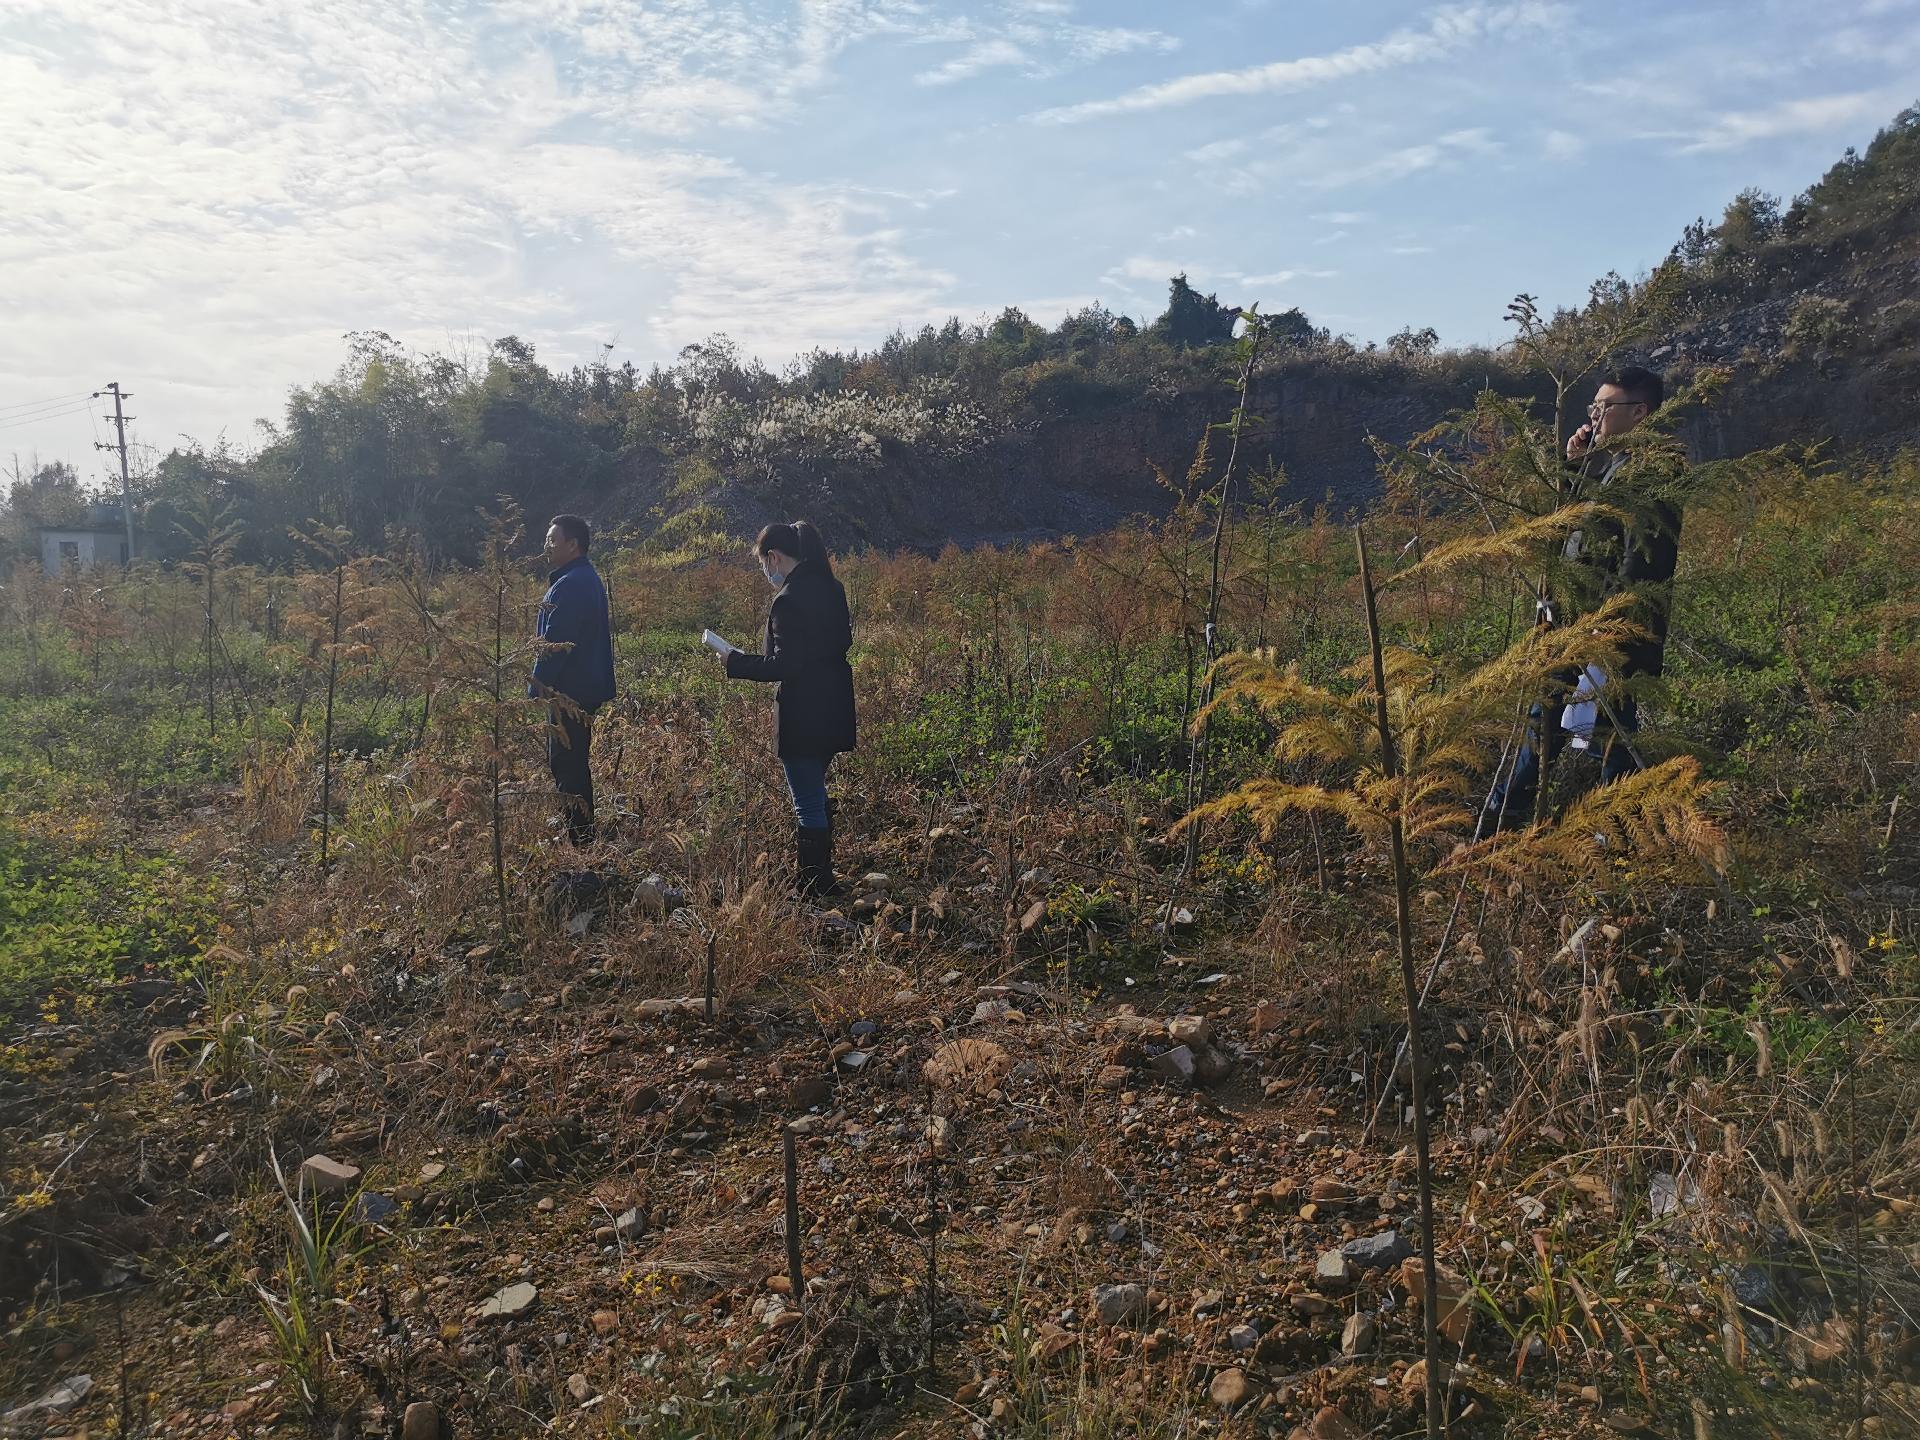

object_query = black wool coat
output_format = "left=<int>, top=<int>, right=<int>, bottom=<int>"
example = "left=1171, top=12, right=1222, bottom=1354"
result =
left=724, top=559, right=857, bottom=759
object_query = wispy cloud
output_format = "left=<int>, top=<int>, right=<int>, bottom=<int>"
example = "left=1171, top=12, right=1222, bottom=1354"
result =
left=1677, top=87, right=1903, bottom=152
left=914, top=10, right=1177, bottom=87
left=1311, top=127, right=1501, bottom=188
left=1027, top=1, right=1567, bottom=124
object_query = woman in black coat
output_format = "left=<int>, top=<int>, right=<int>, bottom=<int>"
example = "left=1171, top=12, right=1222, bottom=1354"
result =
left=722, top=520, right=856, bottom=896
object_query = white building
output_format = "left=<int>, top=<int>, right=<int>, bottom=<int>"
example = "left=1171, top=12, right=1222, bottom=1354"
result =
left=33, top=505, right=141, bottom=575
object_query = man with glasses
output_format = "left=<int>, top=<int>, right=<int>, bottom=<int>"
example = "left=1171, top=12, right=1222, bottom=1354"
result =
left=1486, top=364, right=1682, bottom=826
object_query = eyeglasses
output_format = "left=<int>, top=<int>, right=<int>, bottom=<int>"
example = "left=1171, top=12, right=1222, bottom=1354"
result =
left=1588, top=399, right=1645, bottom=417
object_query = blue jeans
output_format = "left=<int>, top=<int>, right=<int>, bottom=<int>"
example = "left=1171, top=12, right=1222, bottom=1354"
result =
left=1488, top=696, right=1638, bottom=823
left=781, top=756, right=832, bottom=830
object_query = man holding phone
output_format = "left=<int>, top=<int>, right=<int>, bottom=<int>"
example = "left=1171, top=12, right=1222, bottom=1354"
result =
left=1487, top=364, right=1682, bottom=825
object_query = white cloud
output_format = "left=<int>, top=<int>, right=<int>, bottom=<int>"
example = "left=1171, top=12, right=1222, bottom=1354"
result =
left=918, top=38, right=1031, bottom=86
left=1310, top=127, right=1501, bottom=188
left=1678, top=87, right=1903, bottom=152
left=1543, top=129, right=1585, bottom=160
left=1027, top=1, right=1567, bottom=124
left=0, top=0, right=996, bottom=458
left=913, top=11, right=1177, bottom=88
left=1311, top=210, right=1371, bottom=225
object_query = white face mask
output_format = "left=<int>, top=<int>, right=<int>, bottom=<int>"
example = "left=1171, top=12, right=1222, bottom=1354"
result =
left=762, top=561, right=783, bottom=588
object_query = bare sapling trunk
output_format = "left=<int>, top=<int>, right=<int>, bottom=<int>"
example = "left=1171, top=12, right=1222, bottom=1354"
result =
left=319, top=558, right=344, bottom=873
left=1181, top=313, right=1268, bottom=877
left=1356, top=524, right=1444, bottom=1440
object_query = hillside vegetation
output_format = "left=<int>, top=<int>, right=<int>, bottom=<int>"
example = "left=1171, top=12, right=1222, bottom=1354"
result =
left=5, top=106, right=1917, bottom=564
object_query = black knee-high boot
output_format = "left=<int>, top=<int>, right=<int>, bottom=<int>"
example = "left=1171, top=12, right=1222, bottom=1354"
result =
left=795, top=825, right=834, bottom=899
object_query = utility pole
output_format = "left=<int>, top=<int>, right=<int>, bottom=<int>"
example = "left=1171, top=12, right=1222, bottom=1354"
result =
left=93, top=381, right=136, bottom=564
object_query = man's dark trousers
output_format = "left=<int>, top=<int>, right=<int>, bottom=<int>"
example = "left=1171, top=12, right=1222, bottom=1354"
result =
left=548, top=706, right=594, bottom=846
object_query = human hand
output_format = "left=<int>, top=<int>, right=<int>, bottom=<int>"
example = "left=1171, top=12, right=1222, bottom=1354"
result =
left=1567, top=422, right=1595, bottom=462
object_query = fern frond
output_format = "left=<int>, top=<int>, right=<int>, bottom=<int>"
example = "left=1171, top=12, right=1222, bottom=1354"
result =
left=1434, top=757, right=1726, bottom=881
left=1183, top=780, right=1385, bottom=841
left=1382, top=503, right=1627, bottom=589
left=1198, top=652, right=1348, bottom=730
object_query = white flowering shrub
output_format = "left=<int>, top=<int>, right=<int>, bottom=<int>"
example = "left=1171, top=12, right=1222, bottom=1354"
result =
left=685, top=380, right=993, bottom=468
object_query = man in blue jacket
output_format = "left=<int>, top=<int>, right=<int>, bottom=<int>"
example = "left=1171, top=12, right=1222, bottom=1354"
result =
left=529, top=514, right=615, bottom=845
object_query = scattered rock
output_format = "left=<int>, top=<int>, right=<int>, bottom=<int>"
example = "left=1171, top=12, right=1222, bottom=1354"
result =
left=1290, top=1291, right=1334, bottom=1318
left=1167, top=1014, right=1212, bottom=1046
left=1340, top=1312, right=1375, bottom=1356
left=1296, top=1129, right=1333, bottom=1149
left=1309, top=1177, right=1350, bottom=1204
left=1092, top=1282, right=1148, bottom=1327
left=297, top=1154, right=360, bottom=1197
left=1315, top=1250, right=1354, bottom=1288
left=354, top=1192, right=398, bottom=1225
left=591, top=1310, right=618, bottom=1337
left=1103, top=1012, right=1167, bottom=1040
left=1309, top=1404, right=1364, bottom=1439
left=1341, top=1230, right=1412, bottom=1270
left=924, top=1115, right=953, bottom=1152
left=1228, top=1324, right=1260, bottom=1352
left=786, top=1076, right=832, bottom=1110
left=1191, top=1044, right=1233, bottom=1084
left=859, top=873, right=891, bottom=892
left=1251, top=1000, right=1283, bottom=1037
left=400, top=1400, right=439, bottom=1440
left=1210, top=1367, right=1253, bottom=1409
left=1398, top=1257, right=1472, bottom=1343
left=615, top=1207, right=646, bottom=1241
left=1150, top=1046, right=1196, bottom=1083
left=418, top=1162, right=447, bottom=1182
left=690, top=1056, right=730, bottom=1079
left=1019, top=900, right=1048, bottom=933
left=1, top=1374, right=93, bottom=1424
left=478, top=1282, right=539, bottom=1320
left=1649, top=1170, right=1701, bottom=1219
left=565, top=1372, right=593, bottom=1404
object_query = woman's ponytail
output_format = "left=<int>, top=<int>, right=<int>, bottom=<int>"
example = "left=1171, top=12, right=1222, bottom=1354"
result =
left=757, top=519, right=835, bottom=577
left=789, top=520, right=832, bottom=575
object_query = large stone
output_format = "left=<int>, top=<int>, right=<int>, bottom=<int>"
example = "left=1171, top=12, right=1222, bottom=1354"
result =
left=1210, top=1367, right=1253, bottom=1409
left=299, top=1155, right=360, bottom=1197
left=1315, top=1250, right=1354, bottom=1288
left=1398, top=1258, right=1472, bottom=1343
left=1150, top=1046, right=1196, bottom=1083
left=1091, top=1282, right=1148, bottom=1327
left=1340, top=1312, right=1375, bottom=1357
left=401, top=1401, right=440, bottom=1440
left=1310, top=1405, right=1364, bottom=1439
left=1, top=1374, right=93, bottom=1423
left=1167, top=1014, right=1212, bottom=1047
left=479, top=1282, right=539, bottom=1320
left=614, top=1207, right=646, bottom=1241
left=1341, top=1230, right=1413, bottom=1271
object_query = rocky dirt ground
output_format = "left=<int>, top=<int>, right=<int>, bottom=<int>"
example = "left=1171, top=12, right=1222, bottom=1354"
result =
left=1, top=789, right=1908, bottom=1440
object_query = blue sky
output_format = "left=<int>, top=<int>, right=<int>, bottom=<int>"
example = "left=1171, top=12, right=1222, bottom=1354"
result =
left=2, top=0, right=1916, bottom=483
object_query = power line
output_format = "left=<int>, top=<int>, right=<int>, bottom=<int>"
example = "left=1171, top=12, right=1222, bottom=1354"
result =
left=0, top=397, right=100, bottom=425
left=0, top=389, right=93, bottom=416
left=0, top=402, right=97, bottom=433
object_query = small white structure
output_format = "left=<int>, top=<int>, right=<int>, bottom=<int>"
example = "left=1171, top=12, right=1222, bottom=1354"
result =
left=34, top=505, right=141, bottom=575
